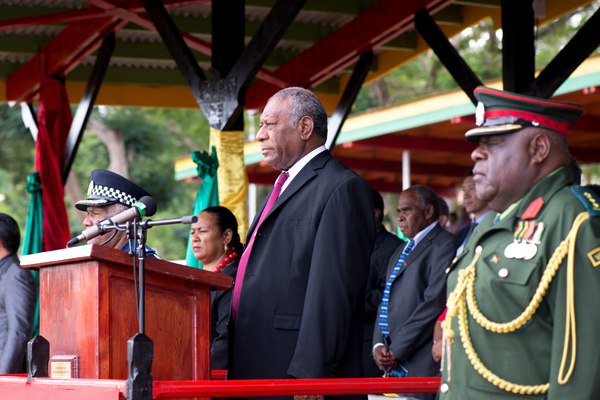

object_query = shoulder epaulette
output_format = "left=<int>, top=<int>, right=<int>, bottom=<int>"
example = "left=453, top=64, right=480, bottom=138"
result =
left=571, top=187, right=600, bottom=217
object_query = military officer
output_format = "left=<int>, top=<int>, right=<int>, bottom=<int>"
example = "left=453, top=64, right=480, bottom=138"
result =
left=439, top=86, right=600, bottom=399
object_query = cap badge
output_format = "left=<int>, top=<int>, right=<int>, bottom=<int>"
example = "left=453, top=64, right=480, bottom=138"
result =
left=475, top=102, right=485, bottom=126
left=87, top=180, right=94, bottom=196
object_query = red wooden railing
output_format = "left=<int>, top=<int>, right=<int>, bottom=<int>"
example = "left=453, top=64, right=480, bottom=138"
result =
left=0, top=373, right=441, bottom=399
left=154, top=377, right=441, bottom=398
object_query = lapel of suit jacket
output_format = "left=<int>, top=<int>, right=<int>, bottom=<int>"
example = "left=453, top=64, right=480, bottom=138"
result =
left=393, top=224, right=441, bottom=282
left=247, top=151, right=331, bottom=235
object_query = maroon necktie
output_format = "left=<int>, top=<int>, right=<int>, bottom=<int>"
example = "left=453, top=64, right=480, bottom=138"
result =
left=232, top=172, right=289, bottom=322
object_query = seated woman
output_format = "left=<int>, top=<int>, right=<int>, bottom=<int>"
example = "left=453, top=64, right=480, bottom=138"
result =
left=190, top=206, right=243, bottom=371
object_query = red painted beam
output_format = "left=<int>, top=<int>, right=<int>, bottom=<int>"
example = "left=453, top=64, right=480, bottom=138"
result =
left=570, top=114, right=600, bottom=134
left=367, top=179, right=458, bottom=196
left=153, top=377, right=441, bottom=398
left=335, top=156, right=471, bottom=178
left=0, top=7, right=104, bottom=31
left=247, top=170, right=280, bottom=186
left=570, top=147, right=600, bottom=163
left=4, top=0, right=288, bottom=102
left=245, top=0, right=455, bottom=110
left=0, top=1, right=208, bottom=32
left=350, top=135, right=477, bottom=154
left=6, top=16, right=127, bottom=103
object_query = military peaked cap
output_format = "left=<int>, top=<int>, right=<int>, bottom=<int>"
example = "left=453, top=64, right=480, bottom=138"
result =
left=465, top=86, right=584, bottom=141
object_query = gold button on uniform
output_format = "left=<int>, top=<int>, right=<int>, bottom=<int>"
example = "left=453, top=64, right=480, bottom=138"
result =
left=440, top=383, right=449, bottom=393
left=498, top=268, right=509, bottom=278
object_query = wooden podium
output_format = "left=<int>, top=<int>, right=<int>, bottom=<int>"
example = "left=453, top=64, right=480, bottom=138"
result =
left=21, top=245, right=232, bottom=382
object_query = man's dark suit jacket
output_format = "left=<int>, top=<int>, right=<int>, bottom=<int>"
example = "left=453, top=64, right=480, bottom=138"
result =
left=363, top=227, right=404, bottom=377
left=373, top=224, right=458, bottom=400
left=230, top=151, right=376, bottom=390
left=0, top=254, right=37, bottom=374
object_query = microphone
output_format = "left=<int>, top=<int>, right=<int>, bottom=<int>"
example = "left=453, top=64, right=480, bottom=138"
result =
left=67, top=196, right=157, bottom=247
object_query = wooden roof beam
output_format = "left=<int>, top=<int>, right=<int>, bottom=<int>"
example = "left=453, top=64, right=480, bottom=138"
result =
left=245, top=0, right=456, bottom=111
left=6, top=16, right=127, bottom=102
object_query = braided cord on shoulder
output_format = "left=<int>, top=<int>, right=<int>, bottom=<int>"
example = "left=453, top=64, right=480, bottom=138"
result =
left=443, top=212, right=589, bottom=394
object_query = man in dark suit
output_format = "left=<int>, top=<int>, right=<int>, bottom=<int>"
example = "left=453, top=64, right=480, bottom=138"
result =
left=0, top=214, right=37, bottom=374
left=373, top=185, right=458, bottom=400
left=363, top=189, right=403, bottom=377
left=230, top=87, right=376, bottom=400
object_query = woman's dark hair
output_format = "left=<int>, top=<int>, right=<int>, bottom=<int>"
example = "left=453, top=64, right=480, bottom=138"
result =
left=202, top=206, right=244, bottom=254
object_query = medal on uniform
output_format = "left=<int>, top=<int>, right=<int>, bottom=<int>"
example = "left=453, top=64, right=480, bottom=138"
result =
left=504, top=240, right=516, bottom=258
left=506, top=221, right=542, bottom=260
left=514, top=221, right=534, bottom=260
left=523, top=242, right=538, bottom=260
left=523, top=222, right=544, bottom=260
left=505, top=221, right=525, bottom=259
left=514, top=241, right=529, bottom=259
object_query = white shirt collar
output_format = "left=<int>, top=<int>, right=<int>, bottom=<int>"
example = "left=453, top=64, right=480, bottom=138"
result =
left=280, top=145, right=327, bottom=193
left=411, top=221, right=438, bottom=247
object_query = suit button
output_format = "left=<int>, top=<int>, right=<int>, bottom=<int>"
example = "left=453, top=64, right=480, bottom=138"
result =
left=498, top=268, right=509, bottom=278
left=440, top=383, right=449, bottom=393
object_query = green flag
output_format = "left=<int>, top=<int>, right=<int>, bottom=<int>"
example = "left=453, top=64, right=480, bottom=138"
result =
left=185, top=146, right=219, bottom=269
left=22, top=172, right=43, bottom=337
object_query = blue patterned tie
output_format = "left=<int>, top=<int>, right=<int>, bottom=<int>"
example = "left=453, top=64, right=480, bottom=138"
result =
left=379, top=240, right=416, bottom=337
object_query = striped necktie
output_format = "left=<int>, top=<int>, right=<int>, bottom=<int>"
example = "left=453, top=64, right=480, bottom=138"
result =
left=378, top=239, right=416, bottom=337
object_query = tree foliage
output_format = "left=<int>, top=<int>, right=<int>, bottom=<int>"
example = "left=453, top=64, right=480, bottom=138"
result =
left=354, top=1, right=600, bottom=113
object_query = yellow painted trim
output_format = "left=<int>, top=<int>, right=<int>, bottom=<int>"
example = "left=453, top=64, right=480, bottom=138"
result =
left=0, top=81, right=200, bottom=109
left=542, top=0, right=593, bottom=24
left=572, top=56, right=600, bottom=77
left=174, top=157, right=198, bottom=172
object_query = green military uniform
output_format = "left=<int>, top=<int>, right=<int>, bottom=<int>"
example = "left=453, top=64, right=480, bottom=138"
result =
left=439, top=166, right=600, bottom=399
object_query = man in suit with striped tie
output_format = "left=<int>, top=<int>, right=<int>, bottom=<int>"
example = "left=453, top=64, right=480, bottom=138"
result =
left=373, top=185, right=458, bottom=400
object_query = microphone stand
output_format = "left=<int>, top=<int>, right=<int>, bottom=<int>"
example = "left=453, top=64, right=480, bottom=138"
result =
left=111, top=215, right=197, bottom=400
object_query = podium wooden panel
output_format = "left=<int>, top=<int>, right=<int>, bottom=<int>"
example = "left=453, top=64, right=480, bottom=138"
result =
left=21, top=245, right=232, bottom=381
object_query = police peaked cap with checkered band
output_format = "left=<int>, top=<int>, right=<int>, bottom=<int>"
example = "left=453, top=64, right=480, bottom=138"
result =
left=75, top=169, right=151, bottom=211
left=465, top=86, right=584, bottom=141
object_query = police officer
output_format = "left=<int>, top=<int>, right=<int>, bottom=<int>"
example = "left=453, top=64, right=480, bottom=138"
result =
left=439, top=87, right=600, bottom=399
left=75, top=169, right=160, bottom=258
